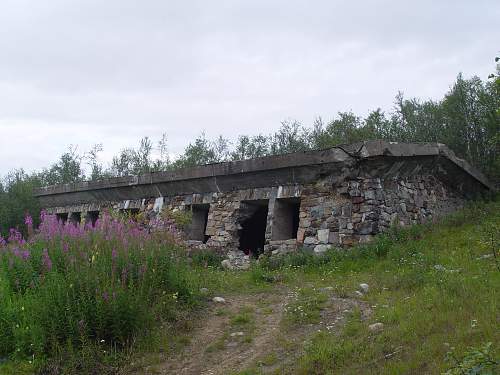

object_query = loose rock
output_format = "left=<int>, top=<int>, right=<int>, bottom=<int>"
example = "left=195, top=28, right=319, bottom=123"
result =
left=212, top=296, right=226, bottom=303
left=221, top=250, right=251, bottom=270
left=359, top=283, right=369, bottom=293
left=369, top=322, right=384, bottom=332
left=313, top=244, right=330, bottom=255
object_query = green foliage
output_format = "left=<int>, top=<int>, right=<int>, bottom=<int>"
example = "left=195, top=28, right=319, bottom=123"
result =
left=288, top=198, right=500, bottom=374
left=40, top=145, right=85, bottom=186
left=172, top=133, right=227, bottom=169
left=283, top=287, right=328, bottom=326
left=1, top=197, right=495, bottom=373
left=230, top=307, right=255, bottom=327
left=444, top=342, right=499, bottom=375
left=190, top=249, right=224, bottom=269
left=110, top=137, right=157, bottom=176
left=0, top=170, right=41, bottom=236
left=0, top=217, right=203, bottom=373
left=161, top=208, right=192, bottom=230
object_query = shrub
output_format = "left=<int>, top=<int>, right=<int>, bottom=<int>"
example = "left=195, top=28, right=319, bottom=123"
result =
left=444, top=342, right=499, bottom=375
left=0, top=212, right=199, bottom=370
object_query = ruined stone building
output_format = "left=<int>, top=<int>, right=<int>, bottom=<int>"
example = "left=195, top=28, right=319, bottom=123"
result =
left=35, top=141, right=494, bottom=256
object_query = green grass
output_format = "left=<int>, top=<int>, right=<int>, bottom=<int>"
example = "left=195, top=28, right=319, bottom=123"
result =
left=287, top=199, right=500, bottom=374
left=0, top=214, right=209, bottom=374
left=2, top=199, right=498, bottom=374
left=283, top=287, right=328, bottom=327
left=230, top=307, right=254, bottom=326
left=230, top=306, right=256, bottom=344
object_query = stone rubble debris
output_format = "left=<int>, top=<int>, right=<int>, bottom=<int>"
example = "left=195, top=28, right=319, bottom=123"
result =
left=221, top=250, right=251, bottom=270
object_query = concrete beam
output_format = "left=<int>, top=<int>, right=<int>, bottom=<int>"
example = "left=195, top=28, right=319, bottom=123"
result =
left=34, top=141, right=494, bottom=208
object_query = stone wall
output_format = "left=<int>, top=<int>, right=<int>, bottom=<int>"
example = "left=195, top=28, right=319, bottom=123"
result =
left=37, top=141, right=491, bottom=257
left=293, top=174, right=463, bottom=255
left=48, top=173, right=465, bottom=257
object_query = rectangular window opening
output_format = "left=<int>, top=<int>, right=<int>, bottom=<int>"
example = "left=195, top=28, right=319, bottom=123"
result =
left=69, top=212, right=81, bottom=226
left=56, top=213, right=68, bottom=224
left=86, top=211, right=100, bottom=227
left=272, top=197, right=300, bottom=241
left=186, top=204, right=210, bottom=243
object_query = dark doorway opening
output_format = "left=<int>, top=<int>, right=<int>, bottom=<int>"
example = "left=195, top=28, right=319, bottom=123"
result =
left=272, top=198, right=301, bottom=240
left=187, top=204, right=210, bottom=243
left=56, top=213, right=68, bottom=224
left=238, top=200, right=269, bottom=257
left=86, top=211, right=100, bottom=227
left=69, top=212, right=81, bottom=226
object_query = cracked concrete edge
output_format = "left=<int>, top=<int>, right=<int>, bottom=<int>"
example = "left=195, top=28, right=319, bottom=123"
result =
left=34, top=140, right=494, bottom=199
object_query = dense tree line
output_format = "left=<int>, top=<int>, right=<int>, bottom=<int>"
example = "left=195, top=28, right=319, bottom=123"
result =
left=1, top=70, right=498, bottom=236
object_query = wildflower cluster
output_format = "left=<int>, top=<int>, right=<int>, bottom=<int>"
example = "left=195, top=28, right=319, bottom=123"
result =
left=0, top=210, right=197, bottom=364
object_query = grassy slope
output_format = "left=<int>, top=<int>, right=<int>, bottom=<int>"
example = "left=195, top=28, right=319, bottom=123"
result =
left=2, top=199, right=498, bottom=374
left=289, top=201, right=500, bottom=374
left=232, top=199, right=500, bottom=374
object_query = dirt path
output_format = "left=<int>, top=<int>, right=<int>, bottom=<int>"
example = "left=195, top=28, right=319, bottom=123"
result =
left=157, top=289, right=288, bottom=375
left=132, top=286, right=371, bottom=375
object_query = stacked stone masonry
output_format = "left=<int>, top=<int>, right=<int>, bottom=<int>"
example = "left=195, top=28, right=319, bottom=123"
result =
left=35, top=141, right=493, bottom=257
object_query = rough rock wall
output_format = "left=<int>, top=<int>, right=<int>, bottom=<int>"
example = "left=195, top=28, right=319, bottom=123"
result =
left=155, top=173, right=464, bottom=255
left=292, top=175, right=464, bottom=255
left=46, top=173, right=465, bottom=256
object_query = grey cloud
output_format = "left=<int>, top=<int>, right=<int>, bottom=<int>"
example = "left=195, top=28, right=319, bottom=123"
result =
left=0, top=0, right=498, bottom=175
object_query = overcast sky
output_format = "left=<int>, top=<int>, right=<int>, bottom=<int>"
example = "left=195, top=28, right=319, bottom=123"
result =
left=0, top=0, right=498, bottom=175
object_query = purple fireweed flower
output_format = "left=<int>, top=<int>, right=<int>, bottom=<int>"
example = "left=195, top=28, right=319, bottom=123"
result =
left=102, top=291, right=109, bottom=303
left=24, top=215, right=33, bottom=227
left=42, top=248, right=52, bottom=271
left=12, top=247, right=21, bottom=258
left=12, top=247, right=30, bottom=260
left=8, top=228, right=25, bottom=245
left=112, top=248, right=118, bottom=260
left=62, top=242, right=69, bottom=253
